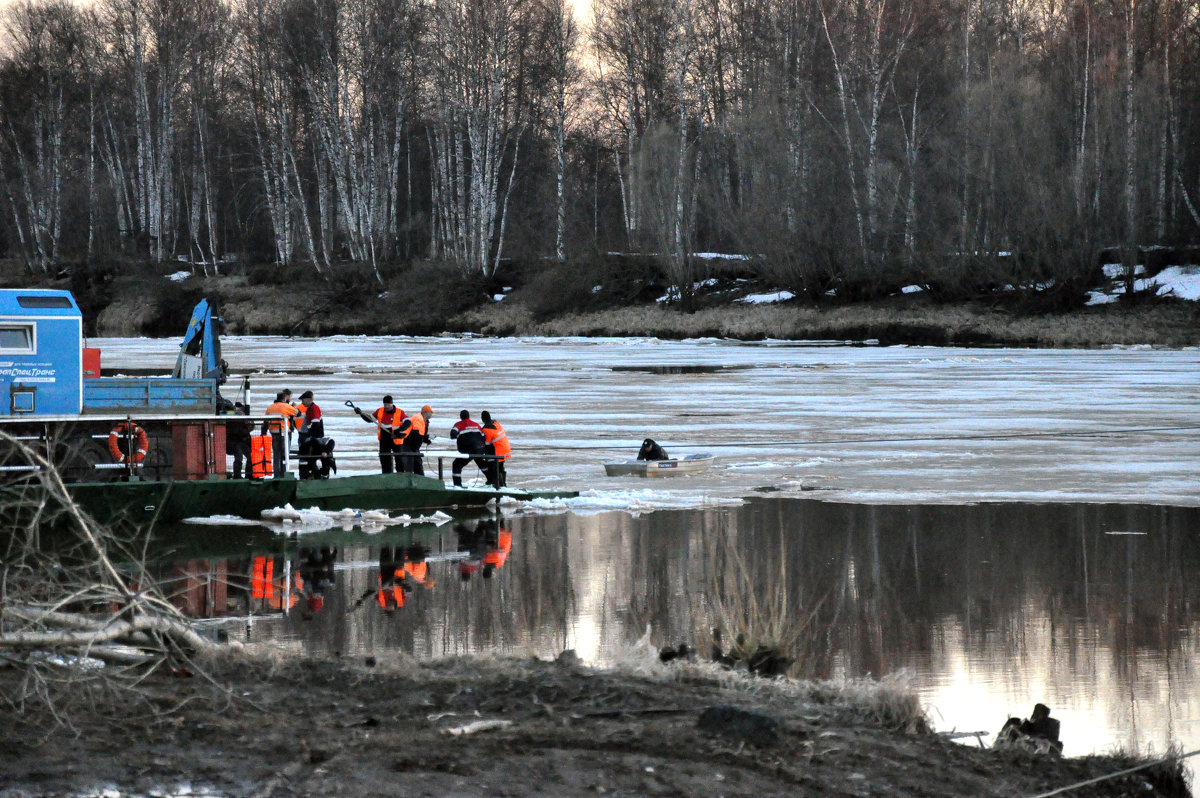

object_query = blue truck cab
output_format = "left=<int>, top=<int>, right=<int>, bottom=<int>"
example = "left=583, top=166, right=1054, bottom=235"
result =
left=0, top=288, right=220, bottom=418
left=0, top=289, right=84, bottom=416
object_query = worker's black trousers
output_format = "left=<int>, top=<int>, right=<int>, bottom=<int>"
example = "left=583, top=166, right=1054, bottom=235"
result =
left=452, top=454, right=490, bottom=486
left=398, top=448, right=424, bottom=476
left=378, top=438, right=400, bottom=474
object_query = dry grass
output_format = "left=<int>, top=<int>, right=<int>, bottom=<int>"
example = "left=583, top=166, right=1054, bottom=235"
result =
left=73, top=267, right=1200, bottom=346
left=458, top=298, right=1200, bottom=347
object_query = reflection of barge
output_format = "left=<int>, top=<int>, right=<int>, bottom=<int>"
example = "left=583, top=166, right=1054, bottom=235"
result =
left=0, top=289, right=573, bottom=524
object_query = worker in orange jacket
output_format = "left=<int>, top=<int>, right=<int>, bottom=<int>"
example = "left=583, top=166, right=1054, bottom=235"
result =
left=264, top=391, right=298, bottom=477
left=396, top=404, right=434, bottom=475
left=480, top=411, right=510, bottom=488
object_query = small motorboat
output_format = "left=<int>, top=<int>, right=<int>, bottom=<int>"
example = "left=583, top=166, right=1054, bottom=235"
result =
left=603, top=453, right=716, bottom=477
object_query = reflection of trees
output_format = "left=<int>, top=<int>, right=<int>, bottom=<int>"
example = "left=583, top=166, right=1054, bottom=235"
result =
left=619, top=499, right=1200, bottom=691
left=422, top=514, right=575, bottom=658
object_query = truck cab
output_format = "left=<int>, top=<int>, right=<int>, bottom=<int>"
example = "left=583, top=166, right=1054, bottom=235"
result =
left=0, top=289, right=250, bottom=487
left=0, top=289, right=84, bottom=416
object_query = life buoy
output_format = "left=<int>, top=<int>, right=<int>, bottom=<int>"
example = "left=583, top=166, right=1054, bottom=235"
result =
left=108, top=422, right=149, bottom=464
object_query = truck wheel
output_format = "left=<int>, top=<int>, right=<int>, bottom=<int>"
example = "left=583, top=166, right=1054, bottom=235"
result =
left=60, top=437, right=117, bottom=483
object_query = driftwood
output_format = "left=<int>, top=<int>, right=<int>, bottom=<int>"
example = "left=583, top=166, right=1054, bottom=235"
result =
left=0, top=430, right=221, bottom=726
left=1, top=606, right=213, bottom=654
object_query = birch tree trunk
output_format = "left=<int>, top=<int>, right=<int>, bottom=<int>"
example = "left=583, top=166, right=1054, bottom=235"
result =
left=1121, top=0, right=1137, bottom=295
left=427, top=0, right=532, bottom=276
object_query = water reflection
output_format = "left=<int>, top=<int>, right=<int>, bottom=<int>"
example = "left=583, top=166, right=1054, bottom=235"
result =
left=153, top=499, right=1200, bottom=759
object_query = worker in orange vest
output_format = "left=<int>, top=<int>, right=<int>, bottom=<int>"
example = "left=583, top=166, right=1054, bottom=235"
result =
left=353, top=395, right=406, bottom=473
left=396, top=404, right=434, bottom=475
left=264, top=391, right=299, bottom=477
left=480, top=411, right=510, bottom=488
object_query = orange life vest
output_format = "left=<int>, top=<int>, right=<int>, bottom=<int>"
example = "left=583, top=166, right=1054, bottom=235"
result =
left=484, top=422, right=510, bottom=460
left=265, top=401, right=298, bottom=433
left=374, top=406, right=406, bottom=443
left=250, top=435, right=273, bottom=478
left=402, top=412, right=427, bottom=447
left=485, top=529, right=512, bottom=569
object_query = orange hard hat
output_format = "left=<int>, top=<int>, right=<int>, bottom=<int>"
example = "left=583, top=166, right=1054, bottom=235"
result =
left=421, top=405, right=434, bottom=414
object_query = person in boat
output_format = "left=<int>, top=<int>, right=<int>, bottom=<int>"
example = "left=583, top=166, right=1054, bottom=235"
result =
left=296, top=391, right=321, bottom=441
left=227, top=402, right=253, bottom=479
left=449, top=409, right=489, bottom=486
left=481, top=411, right=510, bottom=488
left=264, top=391, right=299, bottom=478
left=355, top=395, right=406, bottom=474
left=396, top=404, right=434, bottom=475
left=637, top=438, right=669, bottom=461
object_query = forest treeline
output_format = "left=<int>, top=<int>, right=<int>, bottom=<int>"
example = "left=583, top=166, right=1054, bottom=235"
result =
left=0, top=0, right=1197, bottom=309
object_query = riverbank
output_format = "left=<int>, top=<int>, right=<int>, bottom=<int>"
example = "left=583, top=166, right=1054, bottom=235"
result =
left=61, top=266, right=1199, bottom=347
left=454, top=298, right=1200, bottom=347
left=1, top=651, right=1190, bottom=798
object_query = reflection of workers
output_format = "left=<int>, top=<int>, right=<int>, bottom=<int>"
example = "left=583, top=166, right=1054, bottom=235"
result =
left=456, top=518, right=510, bottom=580
left=481, top=411, right=510, bottom=488
left=483, top=525, right=512, bottom=579
left=227, top=402, right=253, bottom=479
left=265, top=391, right=298, bottom=478
left=449, top=410, right=489, bottom=487
left=376, top=546, right=411, bottom=613
left=356, top=395, right=406, bottom=474
left=297, top=545, right=337, bottom=615
left=397, top=404, right=434, bottom=475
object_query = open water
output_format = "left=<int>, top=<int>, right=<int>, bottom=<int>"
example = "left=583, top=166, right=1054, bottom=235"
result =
left=95, top=335, right=1200, bottom=760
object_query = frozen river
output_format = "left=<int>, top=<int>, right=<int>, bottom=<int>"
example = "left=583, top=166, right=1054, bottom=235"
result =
left=99, top=335, right=1200, bottom=764
left=96, top=335, right=1200, bottom=510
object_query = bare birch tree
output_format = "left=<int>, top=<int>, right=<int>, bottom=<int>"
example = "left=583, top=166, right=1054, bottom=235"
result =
left=540, top=0, right=581, bottom=262
left=811, top=0, right=918, bottom=284
left=0, top=0, right=89, bottom=273
left=427, top=0, right=536, bottom=276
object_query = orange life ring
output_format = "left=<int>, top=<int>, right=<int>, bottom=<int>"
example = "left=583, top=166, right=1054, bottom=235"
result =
left=108, top=422, right=149, bottom=464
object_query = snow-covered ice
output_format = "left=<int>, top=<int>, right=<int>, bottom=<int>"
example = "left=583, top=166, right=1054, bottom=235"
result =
left=93, top=336, right=1200, bottom=512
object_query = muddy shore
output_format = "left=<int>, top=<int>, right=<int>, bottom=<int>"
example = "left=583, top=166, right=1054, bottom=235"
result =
left=0, top=652, right=1190, bottom=798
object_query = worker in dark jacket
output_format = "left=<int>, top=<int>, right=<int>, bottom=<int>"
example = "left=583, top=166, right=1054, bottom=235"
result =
left=449, top=410, right=488, bottom=487
left=637, top=438, right=669, bottom=461
left=296, top=391, right=337, bottom=479
left=227, top=402, right=253, bottom=479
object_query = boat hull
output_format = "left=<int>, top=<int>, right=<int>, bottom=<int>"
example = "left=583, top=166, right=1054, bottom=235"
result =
left=65, top=473, right=579, bottom=524
left=67, top=477, right=299, bottom=525
left=293, top=472, right=504, bottom=512
left=603, top=454, right=715, bottom=477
